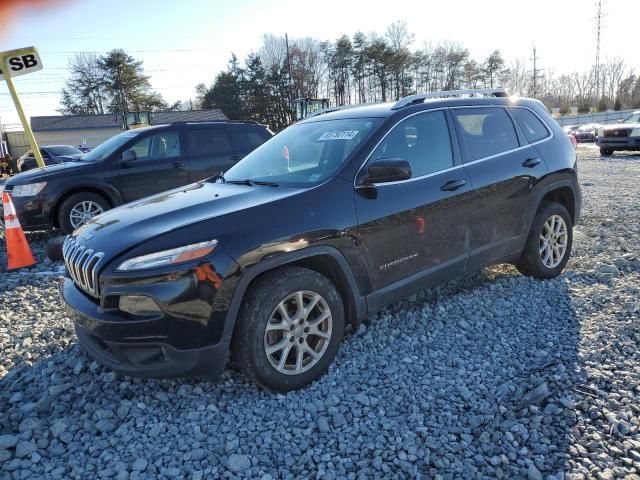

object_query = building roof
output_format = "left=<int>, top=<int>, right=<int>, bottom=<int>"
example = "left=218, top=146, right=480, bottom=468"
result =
left=31, top=109, right=228, bottom=131
left=32, top=114, right=120, bottom=131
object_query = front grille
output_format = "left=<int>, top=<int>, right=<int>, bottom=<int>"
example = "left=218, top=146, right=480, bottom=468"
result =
left=604, top=129, right=629, bottom=138
left=63, top=236, right=105, bottom=297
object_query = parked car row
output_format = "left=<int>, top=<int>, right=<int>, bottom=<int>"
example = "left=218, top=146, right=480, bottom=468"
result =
left=2, top=120, right=272, bottom=233
left=561, top=111, right=640, bottom=156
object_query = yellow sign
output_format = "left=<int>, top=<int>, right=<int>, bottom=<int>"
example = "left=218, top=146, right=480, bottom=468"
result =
left=0, top=46, right=45, bottom=169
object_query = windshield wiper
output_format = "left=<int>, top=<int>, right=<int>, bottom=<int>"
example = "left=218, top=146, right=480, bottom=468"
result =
left=226, top=179, right=279, bottom=187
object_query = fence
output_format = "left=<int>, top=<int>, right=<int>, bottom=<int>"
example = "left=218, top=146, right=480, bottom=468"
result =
left=555, top=108, right=637, bottom=127
left=5, top=130, right=29, bottom=158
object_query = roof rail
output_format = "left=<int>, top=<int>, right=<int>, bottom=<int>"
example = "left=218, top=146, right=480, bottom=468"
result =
left=391, top=88, right=509, bottom=110
left=170, top=120, right=259, bottom=126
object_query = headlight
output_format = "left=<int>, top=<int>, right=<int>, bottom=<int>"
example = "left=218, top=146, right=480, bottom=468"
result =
left=11, top=182, right=47, bottom=197
left=598, top=128, right=605, bottom=137
left=116, top=240, right=218, bottom=271
left=630, top=128, right=640, bottom=138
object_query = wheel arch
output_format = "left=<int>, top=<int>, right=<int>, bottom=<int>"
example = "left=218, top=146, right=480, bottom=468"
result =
left=223, top=246, right=367, bottom=345
left=52, top=185, right=119, bottom=228
left=541, top=182, right=576, bottom=224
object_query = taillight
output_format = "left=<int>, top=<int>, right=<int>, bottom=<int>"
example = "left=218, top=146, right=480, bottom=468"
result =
left=568, top=134, right=578, bottom=150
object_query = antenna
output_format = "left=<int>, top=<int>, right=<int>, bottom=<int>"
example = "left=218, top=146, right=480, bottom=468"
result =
left=594, top=0, right=605, bottom=102
left=530, top=46, right=544, bottom=99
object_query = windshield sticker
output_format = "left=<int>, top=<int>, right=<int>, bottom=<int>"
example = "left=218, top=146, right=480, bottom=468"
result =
left=308, top=173, right=322, bottom=182
left=318, top=130, right=359, bottom=141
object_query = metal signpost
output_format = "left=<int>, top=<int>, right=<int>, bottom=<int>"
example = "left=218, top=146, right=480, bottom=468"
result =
left=0, top=46, right=45, bottom=169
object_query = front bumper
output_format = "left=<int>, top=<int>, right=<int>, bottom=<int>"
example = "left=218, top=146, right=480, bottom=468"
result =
left=597, top=137, right=640, bottom=150
left=575, top=133, right=596, bottom=143
left=60, top=253, right=240, bottom=378
left=0, top=190, right=53, bottom=230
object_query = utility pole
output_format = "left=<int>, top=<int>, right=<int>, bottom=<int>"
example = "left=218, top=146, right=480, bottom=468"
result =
left=285, top=33, right=294, bottom=108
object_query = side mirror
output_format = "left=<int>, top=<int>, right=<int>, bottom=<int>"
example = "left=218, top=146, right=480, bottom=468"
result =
left=121, top=150, right=137, bottom=164
left=363, top=158, right=412, bottom=184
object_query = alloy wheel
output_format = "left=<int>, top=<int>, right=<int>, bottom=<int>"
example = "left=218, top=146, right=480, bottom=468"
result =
left=539, top=214, right=568, bottom=268
left=69, top=201, right=104, bottom=229
left=263, top=290, right=333, bottom=375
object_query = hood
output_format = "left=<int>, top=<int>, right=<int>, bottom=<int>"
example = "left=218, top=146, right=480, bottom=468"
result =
left=602, top=123, right=639, bottom=130
left=6, top=161, right=93, bottom=185
left=71, top=180, right=303, bottom=259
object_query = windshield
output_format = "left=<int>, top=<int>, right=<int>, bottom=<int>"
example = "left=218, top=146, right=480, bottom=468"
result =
left=623, top=113, right=640, bottom=124
left=47, top=145, right=83, bottom=156
left=224, top=118, right=381, bottom=187
left=81, top=131, right=140, bottom=162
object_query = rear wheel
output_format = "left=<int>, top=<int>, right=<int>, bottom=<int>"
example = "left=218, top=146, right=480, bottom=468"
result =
left=516, top=202, right=573, bottom=279
left=231, top=266, right=345, bottom=392
left=57, top=192, right=109, bottom=234
left=600, top=148, right=614, bottom=156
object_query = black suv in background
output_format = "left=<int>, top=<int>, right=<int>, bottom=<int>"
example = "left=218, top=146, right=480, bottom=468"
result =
left=2, top=121, right=272, bottom=233
left=60, top=89, right=581, bottom=392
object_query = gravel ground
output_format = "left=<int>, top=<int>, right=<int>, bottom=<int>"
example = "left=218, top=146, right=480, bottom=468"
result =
left=1, top=146, right=639, bottom=480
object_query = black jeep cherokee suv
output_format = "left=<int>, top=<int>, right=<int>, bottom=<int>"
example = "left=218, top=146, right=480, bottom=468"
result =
left=2, top=120, right=271, bottom=233
left=60, top=89, right=581, bottom=392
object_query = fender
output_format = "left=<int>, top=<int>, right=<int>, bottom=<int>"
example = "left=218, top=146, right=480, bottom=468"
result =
left=220, top=245, right=367, bottom=347
left=54, top=180, right=124, bottom=209
left=542, top=176, right=580, bottom=223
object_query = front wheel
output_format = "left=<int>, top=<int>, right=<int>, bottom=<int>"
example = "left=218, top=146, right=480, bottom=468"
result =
left=516, top=202, right=573, bottom=279
left=57, top=192, right=109, bottom=234
left=600, top=148, right=614, bottom=156
left=232, top=266, right=345, bottom=392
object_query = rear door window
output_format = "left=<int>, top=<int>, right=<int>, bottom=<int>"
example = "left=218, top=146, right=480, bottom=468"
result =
left=232, top=125, right=271, bottom=153
left=510, top=108, right=550, bottom=143
left=452, top=108, right=520, bottom=161
left=186, top=128, right=232, bottom=156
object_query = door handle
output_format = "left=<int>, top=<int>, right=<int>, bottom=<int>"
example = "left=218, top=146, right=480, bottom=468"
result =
left=522, top=157, right=541, bottom=168
left=172, top=162, right=185, bottom=168
left=440, top=179, right=466, bottom=192
left=231, top=155, right=244, bottom=162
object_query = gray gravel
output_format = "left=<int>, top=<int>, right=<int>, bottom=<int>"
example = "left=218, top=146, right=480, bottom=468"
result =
left=1, top=146, right=639, bottom=479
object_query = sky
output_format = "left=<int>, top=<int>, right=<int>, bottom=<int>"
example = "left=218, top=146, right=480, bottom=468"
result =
left=0, top=0, right=638, bottom=127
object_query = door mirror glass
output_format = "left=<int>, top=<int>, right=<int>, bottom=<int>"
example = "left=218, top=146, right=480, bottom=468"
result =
left=121, top=150, right=137, bottom=162
left=365, top=158, right=412, bottom=184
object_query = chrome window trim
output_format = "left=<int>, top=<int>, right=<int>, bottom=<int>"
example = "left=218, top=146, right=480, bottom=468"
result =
left=354, top=105, right=554, bottom=188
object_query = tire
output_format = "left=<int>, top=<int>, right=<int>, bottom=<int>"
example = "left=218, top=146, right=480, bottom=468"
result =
left=516, top=201, right=573, bottom=279
left=231, top=266, right=345, bottom=392
left=57, top=192, right=109, bottom=234
left=46, top=236, right=66, bottom=262
left=600, top=148, right=614, bottom=156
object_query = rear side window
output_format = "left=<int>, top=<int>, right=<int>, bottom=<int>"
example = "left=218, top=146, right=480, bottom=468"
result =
left=371, top=110, right=453, bottom=177
left=453, top=108, right=519, bottom=161
left=186, top=128, right=232, bottom=156
left=511, top=108, right=550, bottom=143
left=234, top=126, right=271, bottom=152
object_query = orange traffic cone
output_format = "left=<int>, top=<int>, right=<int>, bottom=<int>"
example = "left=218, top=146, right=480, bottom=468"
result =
left=3, top=191, right=36, bottom=270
